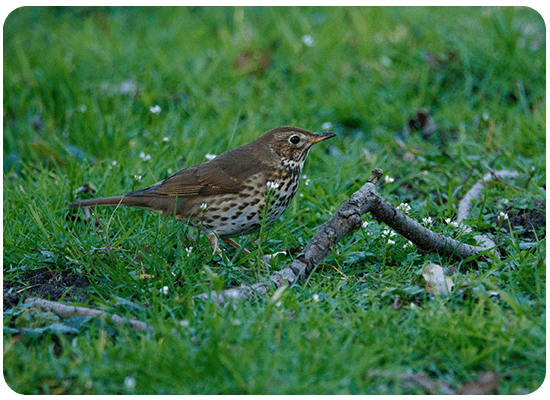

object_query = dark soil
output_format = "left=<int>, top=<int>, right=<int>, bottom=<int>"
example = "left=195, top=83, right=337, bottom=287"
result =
left=488, top=199, right=546, bottom=241
left=3, top=268, right=91, bottom=310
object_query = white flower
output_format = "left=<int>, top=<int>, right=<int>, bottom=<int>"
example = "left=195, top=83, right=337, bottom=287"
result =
left=112, top=160, right=118, bottom=166
left=321, top=122, right=333, bottom=130
left=498, top=212, right=509, bottom=221
left=299, top=193, right=304, bottom=197
left=124, top=376, right=136, bottom=389
left=445, top=218, right=459, bottom=227
left=397, top=203, right=411, bottom=213
left=388, top=239, right=395, bottom=245
left=150, top=105, right=161, bottom=115
left=482, top=111, right=489, bottom=121
left=362, top=221, right=369, bottom=229
left=134, top=175, right=141, bottom=182
left=305, top=179, right=311, bottom=186
left=162, top=136, right=170, bottom=142
left=301, top=34, right=315, bottom=47
left=422, top=217, right=433, bottom=226
left=200, top=203, right=208, bottom=211
left=139, top=151, right=151, bottom=161
left=167, top=168, right=173, bottom=174
left=380, top=55, right=392, bottom=67
left=384, top=175, right=395, bottom=183
left=185, top=247, right=193, bottom=256
left=312, top=294, right=320, bottom=302
left=79, top=104, right=87, bottom=112
left=180, top=320, right=189, bottom=327
left=162, top=286, right=169, bottom=295
left=266, top=181, right=280, bottom=190
left=205, top=153, right=217, bottom=160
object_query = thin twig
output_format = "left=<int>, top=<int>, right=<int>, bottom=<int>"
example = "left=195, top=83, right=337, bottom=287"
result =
left=24, top=296, right=153, bottom=332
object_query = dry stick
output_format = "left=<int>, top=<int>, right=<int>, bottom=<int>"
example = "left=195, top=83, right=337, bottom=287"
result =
left=456, top=170, right=519, bottom=253
left=24, top=296, right=153, bottom=333
left=457, top=170, right=519, bottom=223
left=199, top=168, right=500, bottom=304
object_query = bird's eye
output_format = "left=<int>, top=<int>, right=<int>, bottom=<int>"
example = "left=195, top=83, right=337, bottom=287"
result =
left=289, top=135, right=300, bottom=144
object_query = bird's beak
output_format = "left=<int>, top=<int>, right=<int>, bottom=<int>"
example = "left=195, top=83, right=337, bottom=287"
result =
left=310, top=131, right=336, bottom=144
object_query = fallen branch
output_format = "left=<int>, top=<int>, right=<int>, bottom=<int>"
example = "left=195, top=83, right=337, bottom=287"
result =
left=457, top=169, right=519, bottom=223
left=24, top=297, right=153, bottom=333
left=456, top=169, right=519, bottom=254
left=199, top=168, right=509, bottom=303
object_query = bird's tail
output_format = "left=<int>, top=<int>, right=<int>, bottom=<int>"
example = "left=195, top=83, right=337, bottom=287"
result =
left=69, top=196, right=127, bottom=209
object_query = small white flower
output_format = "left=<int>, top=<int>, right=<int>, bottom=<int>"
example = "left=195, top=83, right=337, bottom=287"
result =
left=124, top=376, right=136, bottom=389
left=167, top=168, right=173, bottom=174
left=384, top=175, right=395, bottom=183
left=445, top=218, right=459, bottom=227
left=134, top=175, right=141, bottom=182
left=231, top=319, right=241, bottom=326
left=79, top=104, right=87, bottom=112
left=397, top=203, right=411, bottom=213
left=185, top=247, right=193, bottom=256
left=380, top=55, right=392, bottom=67
left=162, top=136, right=169, bottom=142
left=301, top=34, right=315, bottom=47
left=266, top=181, right=280, bottom=190
left=139, top=151, right=151, bottom=161
left=150, top=105, right=161, bottom=115
left=200, top=203, right=208, bottom=211
left=482, top=111, right=489, bottom=121
left=180, top=320, right=189, bottom=327
left=498, top=212, right=509, bottom=221
left=422, top=216, right=433, bottom=226
left=305, top=179, right=311, bottom=186
left=312, top=294, right=320, bottom=302
left=299, top=193, right=304, bottom=197
left=205, top=153, right=217, bottom=161
left=162, top=286, right=169, bottom=295
left=112, top=160, right=118, bottom=166
left=321, top=122, right=333, bottom=130
left=388, top=239, right=395, bottom=245
left=362, top=221, right=369, bottom=229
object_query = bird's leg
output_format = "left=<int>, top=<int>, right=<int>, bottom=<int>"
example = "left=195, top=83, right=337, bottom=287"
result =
left=207, top=234, right=222, bottom=255
left=221, top=237, right=251, bottom=255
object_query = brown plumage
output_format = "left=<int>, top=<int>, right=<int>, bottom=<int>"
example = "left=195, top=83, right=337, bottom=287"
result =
left=69, top=126, right=335, bottom=241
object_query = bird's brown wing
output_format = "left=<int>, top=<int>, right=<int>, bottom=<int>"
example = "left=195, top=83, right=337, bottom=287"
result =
left=127, top=145, right=264, bottom=198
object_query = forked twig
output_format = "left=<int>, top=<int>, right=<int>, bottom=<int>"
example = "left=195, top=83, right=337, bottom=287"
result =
left=199, top=168, right=517, bottom=303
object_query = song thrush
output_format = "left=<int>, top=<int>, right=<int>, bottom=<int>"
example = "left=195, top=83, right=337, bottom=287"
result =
left=69, top=126, right=335, bottom=251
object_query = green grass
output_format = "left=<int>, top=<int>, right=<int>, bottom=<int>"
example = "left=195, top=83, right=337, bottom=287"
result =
left=3, top=6, right=546, bottom=394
